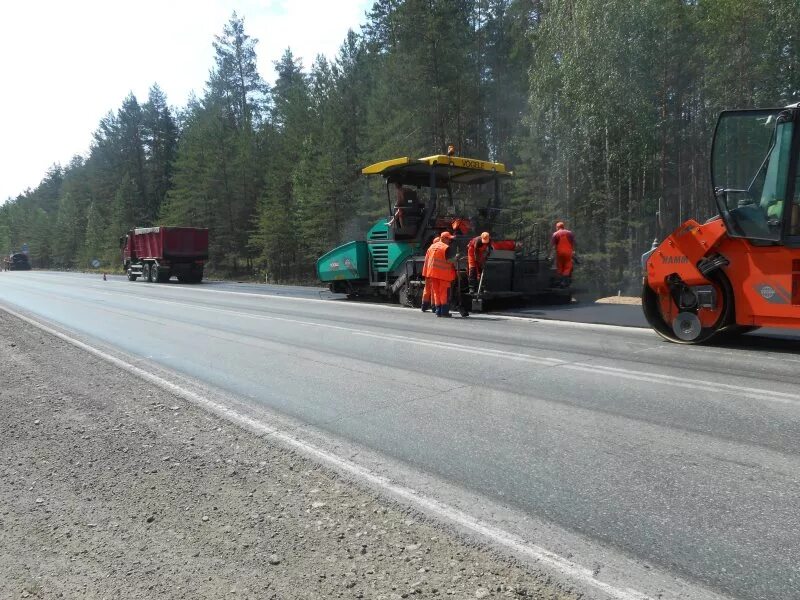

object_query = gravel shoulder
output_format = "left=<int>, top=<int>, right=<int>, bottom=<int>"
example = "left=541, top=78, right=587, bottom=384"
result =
left=0, top=310, right=577, bottom=600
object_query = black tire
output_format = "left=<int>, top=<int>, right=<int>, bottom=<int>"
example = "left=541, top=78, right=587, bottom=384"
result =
left=143, top=264, right=152, bottom=282
left=397, top=284, right=411, bottom=307
left=126, top=268, right=138, bottom=282
left=150, top=264, right=160, bottom=283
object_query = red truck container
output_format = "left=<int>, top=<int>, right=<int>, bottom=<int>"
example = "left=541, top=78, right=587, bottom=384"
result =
left=120, top=227, right=209, bottom=283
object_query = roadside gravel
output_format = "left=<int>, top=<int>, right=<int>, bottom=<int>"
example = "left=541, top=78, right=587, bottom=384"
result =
left=593, top=297, right=640, bottom=306
left=0, top=311, right=577, bottom=600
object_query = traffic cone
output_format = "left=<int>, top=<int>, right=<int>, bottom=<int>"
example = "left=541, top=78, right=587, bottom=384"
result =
left=103, top=273, right=107, bottom=281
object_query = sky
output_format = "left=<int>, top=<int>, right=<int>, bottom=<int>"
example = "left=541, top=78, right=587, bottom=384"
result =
left=0, top=0, right=372, bottom=204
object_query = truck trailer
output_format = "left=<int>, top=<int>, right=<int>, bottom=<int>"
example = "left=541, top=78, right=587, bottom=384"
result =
left=121, top=227, right=208, bottom=283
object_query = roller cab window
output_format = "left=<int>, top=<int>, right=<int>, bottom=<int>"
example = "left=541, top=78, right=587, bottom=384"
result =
left=712, top=108, right=795, bottom=243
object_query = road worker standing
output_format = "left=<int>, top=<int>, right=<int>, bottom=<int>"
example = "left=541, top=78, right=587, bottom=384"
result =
left=467, top=231, right=491, bottom=293
left=551, top=221, right=575, bottom=287
left=420, top=236, right=440, bottom=313
left=426, top=231, right=457, bottom=317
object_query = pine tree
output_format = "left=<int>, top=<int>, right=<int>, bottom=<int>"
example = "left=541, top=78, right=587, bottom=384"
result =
left=167, top=13, right=268, bottom=274
left=142, top=84, right=178, bottom=224
left=251, top=49, right=310, bottom=280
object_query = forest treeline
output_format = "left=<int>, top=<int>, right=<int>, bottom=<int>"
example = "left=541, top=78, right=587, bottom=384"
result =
left=1, top=0, right=797, bottom=292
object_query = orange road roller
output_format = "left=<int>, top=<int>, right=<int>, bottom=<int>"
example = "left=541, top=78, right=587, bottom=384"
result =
left=643, top=104, right=800, bottom=343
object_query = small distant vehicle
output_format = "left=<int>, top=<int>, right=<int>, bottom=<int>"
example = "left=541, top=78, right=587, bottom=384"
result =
left=6, top=253, right=32, bottom=271
left=316, top=153, right=569, bottom=313
left=642, top=103, right=800, bottom=343
left=121, top=227, right=209, bottom=283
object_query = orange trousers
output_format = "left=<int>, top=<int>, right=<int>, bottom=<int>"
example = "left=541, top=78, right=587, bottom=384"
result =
left=422, top=279, right=431, bottom=304
left=430, top=278, right=451, bottom=307
left=556, top=252, right=573, bottom=277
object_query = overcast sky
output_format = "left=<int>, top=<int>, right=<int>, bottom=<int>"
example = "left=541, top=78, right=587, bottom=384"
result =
left=0, top=0, right=372, bottom=204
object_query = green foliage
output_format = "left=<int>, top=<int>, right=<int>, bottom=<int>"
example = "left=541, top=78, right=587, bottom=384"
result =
left=2, top=1, right=797, bottom=290
left=0, top=210, right=12, bottom=256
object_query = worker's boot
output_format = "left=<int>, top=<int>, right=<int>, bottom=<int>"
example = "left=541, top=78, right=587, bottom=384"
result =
left=440, top=304, right=452, bottom=318
left=421, top=301, right=430, bottom=313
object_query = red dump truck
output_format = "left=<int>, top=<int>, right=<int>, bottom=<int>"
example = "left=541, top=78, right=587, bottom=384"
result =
left=120, top=227, right=208, bottom=283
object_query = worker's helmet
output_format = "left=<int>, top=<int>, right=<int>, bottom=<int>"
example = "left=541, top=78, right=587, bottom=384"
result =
left=440, top=231, right=454, bottom=243
left=556, top=221, right=565, bottom=229
left=480, top=232, right=491, bottom=243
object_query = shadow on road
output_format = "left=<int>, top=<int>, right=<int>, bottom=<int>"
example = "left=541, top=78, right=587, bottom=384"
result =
left=710, top=331, right=800, bottom=354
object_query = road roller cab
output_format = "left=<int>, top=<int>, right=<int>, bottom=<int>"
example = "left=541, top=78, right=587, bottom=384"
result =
left=643, top=104, right=800, bottom=343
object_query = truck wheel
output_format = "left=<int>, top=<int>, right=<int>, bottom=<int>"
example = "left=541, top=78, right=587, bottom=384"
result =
left=126, top=268, right=138, bottom=282
left=143, top=264, right=152, bottom=282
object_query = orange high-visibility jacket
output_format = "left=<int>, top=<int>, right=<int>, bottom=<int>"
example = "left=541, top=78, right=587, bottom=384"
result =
left=467, top=236, right=491, bottom=270
left=422, top=237, right=441, bottom=277
left=422, top=242, right=438, bottom=278
left=427, top=242, right=456, bottom=282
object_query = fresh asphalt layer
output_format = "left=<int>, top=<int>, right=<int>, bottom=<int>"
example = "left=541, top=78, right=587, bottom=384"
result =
left=2, top=271, right=800, bottom=600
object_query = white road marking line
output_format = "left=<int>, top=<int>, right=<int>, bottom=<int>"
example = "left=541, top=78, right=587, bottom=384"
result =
left=4, top=277, right=797, bottom=407
left=78, top=292, right=800, bottom=406
left=568, top=363, right=800, bottom=402
left=85, top=277, right=654, bottom=333
left=352, top=330, right=565, bottom=366
left=0, top=303, right=655, bottom=600
left=9, top=281, right=796, bottom=407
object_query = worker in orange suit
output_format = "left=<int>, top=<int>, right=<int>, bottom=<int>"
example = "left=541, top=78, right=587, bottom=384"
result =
left=420, top=236, right=440, bottom=313
left=551, top=221, right=575, bottom=287
left=467, top=231, right=492, bottom=293
left=427, top=231, right=457, bottom=317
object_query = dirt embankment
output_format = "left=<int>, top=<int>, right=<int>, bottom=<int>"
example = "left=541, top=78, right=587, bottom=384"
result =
left=0, top=311, right=576, bottom=600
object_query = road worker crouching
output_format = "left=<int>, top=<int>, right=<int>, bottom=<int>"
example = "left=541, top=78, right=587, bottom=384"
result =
left=467, top=231, right=492, bottom=293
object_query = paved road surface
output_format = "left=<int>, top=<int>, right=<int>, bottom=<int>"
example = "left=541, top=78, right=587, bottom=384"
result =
left=2, top=271, right=799, bottom=600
